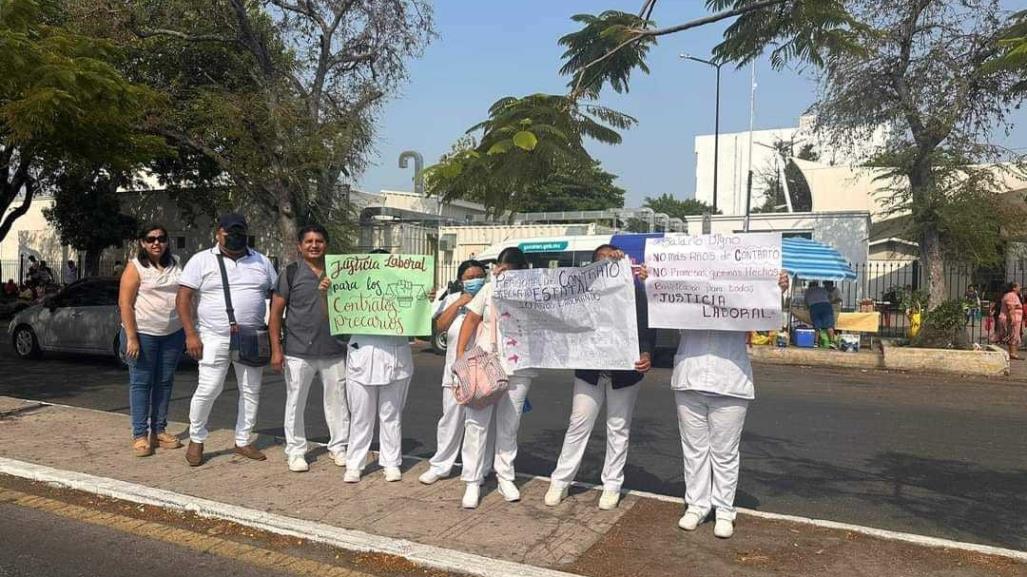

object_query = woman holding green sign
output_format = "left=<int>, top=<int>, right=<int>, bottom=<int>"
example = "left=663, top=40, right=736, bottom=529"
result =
left=343, top=249, right=414, bottom=484
left=454, top=247, right=536, bottom=509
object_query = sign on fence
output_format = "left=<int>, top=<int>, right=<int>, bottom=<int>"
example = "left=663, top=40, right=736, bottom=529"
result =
left=325, top=254, right=435, bottom=336
left=493, top=257, right=640, bottom=370
left=645, top=233, right=783, bottom=331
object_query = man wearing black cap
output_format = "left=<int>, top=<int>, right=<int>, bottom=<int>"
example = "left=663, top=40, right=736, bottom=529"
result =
left=177, top=213, right=278, bottom=466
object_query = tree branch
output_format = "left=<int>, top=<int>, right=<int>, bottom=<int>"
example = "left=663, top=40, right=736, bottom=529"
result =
left=133, top=28, right=235, bottom=43
left=0, top=175, right=35, bottom=244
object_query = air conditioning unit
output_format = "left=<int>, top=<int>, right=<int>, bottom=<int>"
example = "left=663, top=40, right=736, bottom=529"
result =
left=439, top=233, right=457, bottom=252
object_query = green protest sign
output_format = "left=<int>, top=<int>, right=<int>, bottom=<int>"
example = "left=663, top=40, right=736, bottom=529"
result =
left=325, top=254, right=435, bottom=336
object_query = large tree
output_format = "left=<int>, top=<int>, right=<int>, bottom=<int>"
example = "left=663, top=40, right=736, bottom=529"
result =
left=102, top=0, right=433, bottom=262
left=0, top=0, right=163, bottom=244
left=643, top=194, right=719, bottom=219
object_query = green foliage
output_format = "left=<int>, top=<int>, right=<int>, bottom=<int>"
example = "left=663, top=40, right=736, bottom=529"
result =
left=912, top=298, right=972, bottom=350
left=558, top=11, right=656, bottom=98
left=642, top=194, right=718, bottom=220
left=0, top=0, right=165, bottom=242
left=43, top=167, right=139, bottom=275
left=424, top=94, right=634, bottom=216
left=985, top=10, right=1027, bottom=93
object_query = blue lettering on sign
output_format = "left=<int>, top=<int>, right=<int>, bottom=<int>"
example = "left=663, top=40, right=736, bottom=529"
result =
left=518, top=241, right=568, bottom=253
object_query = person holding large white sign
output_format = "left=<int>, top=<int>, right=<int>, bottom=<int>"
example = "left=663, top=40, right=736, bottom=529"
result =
left=543, top=244, right=655, bottom=511
left=642, top=233, right=788, bottom=540
left=492, top=256, right=640, bottom=370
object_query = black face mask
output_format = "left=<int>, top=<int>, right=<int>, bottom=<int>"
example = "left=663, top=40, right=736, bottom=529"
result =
left=224, top=231, right=248, bottom=252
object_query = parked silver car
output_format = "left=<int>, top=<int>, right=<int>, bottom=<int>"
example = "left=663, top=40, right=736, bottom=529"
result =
left=8, top=279, right=121, bottom=360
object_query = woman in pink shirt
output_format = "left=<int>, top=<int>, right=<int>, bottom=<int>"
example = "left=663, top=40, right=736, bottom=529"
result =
left=999, top=282, right=1023, bottom=360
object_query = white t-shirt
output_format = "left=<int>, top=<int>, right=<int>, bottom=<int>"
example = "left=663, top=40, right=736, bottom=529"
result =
left=178, top=245, right=277, bottom=335
left=130, top=257, right=183, bottom=336
left=433, top=292, right=475, bottom=387
left=465, top=281, right=536, bottom=378
left=671, top=330, right=754, bottom=400
left=346, top=335, right=412, bottom=386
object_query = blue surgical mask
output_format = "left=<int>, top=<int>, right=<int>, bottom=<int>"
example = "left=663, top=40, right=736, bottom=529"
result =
left=463, top=278, right=485, bottom=296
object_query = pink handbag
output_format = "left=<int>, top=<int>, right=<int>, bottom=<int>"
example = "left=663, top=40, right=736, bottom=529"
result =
left=451, top=298, right=509, bottom=409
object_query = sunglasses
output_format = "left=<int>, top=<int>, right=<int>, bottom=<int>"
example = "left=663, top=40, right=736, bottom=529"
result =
left=143, top=235, right=168, bottom=244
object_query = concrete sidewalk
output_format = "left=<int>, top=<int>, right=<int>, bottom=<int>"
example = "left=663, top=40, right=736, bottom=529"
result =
left=0, top=396, right=1024, bottom=577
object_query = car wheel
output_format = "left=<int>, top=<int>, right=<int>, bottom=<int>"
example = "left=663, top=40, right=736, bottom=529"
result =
left=432, top=329, right=447, bottom=355
left=12, top=325, right=41, bottom=359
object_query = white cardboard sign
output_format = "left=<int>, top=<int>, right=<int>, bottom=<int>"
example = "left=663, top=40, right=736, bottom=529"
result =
left=493, top=258, right=640, bottom=370
left=645, top=233, right=783, bottom=331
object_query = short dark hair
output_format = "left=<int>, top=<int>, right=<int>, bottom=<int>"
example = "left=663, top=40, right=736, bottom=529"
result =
left=457, top=259, right=486, bottom=281
left=135, top=224, right=175, bottom=269
left=369, top=248, right=390, bottom=255
left=591, top=243, right=620, bottom=261
left=496, top=247, right=528, bottom=270
left=297, top=224, right=329, bottom=244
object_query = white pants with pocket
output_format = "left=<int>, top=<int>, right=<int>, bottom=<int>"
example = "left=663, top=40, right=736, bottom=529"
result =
left=189, top=331, right=264, bottom=446
left=345, top=378, right=410, bottom=470
left=676, top=390, right=749, bottom=521
left=460, top=376, right=532, bottom=484
left=283, top=355, right=348, bottom=458
left=550, top=376, right=640, bottom=492
left=428, top=386, right=497, bottom=476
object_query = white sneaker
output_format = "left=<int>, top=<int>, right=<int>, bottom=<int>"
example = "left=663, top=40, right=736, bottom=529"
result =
left=497, top=478, right=520, bottom=502
left=544, top=483, right=568, bottom=507
left=462, top=483, right=480, bottom=509
left=714, top=518, right=734, bottom=539
left=678, top=509, right=705, bottom=531
left=418, top=469, right=444, bottom=485
left=598, top=490, right=621, bottom=510
left=383, top=466, right=402, bottom=482
left=343, top=468, right=361, bottom=483
left=330, top=450, right=347, bottom=467
left=287, top=455, right=309, bottom=473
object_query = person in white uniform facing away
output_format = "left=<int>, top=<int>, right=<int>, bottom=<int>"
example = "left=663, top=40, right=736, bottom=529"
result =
left=269, top=224, right=349, bottom=473
left=661, top=268, right=790, bottom=539
left=544, top=244, right=656, bottom=510
left=177, top=213, right=278, bottom=467
left=454, top=247, right=537, bottom=509
left=344, top=248, right=414, bottom=483
left=418, top=259, right=488, bottom=485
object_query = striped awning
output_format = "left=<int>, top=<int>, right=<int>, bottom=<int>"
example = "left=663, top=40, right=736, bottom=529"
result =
left=782, top=237, right=857, bottom=281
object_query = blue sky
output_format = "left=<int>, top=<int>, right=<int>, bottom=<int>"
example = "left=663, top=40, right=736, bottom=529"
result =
left=356, top=1, right=1027, bottom=208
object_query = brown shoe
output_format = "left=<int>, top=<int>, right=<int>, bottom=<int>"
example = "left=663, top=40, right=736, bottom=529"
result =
left=154, top=431, right=183, bottom=449
left=133, top=436, right=154, bottom=458
left=234, top=444, right=267, bottom=461
left=186, top=441, right=204, bottom=467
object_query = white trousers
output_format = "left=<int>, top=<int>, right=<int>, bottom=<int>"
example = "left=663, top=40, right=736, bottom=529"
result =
left=428, top=386, right=497, bottom=476
left=551, top=377, right=640, bottom=492
left=189, top=331, right=264, bottom=446
left=283, top=355, right=349, bottom=458
left=345, top=378, right=410, bottom=470
left=461, top=376, right=532, bottom=484
left=676, top=390, right=749, bottom=521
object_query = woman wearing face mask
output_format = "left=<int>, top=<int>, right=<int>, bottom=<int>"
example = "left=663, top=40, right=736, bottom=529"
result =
left=454, top=247, right=536, bottom=508
left=418, top=260, right=488, bottom=485
left=545, top=244, right=655, bottom=510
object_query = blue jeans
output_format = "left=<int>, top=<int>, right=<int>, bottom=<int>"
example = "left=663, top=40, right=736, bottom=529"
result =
left=121, top=328, right=185, bottom=438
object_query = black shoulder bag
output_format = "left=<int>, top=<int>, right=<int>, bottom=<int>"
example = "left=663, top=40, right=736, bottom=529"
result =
left=216, top=253, right=271, bottom=367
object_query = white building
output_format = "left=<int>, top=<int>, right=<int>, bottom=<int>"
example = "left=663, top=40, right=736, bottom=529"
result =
left=693, top=115, right=893, bottom=215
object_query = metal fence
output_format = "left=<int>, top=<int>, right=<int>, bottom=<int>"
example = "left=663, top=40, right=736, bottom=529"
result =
left=821, top=260, right=1027, bottom=343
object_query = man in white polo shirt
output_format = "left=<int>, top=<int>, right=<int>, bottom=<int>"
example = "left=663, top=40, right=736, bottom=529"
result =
left=177, top=213, right=277, bottom=466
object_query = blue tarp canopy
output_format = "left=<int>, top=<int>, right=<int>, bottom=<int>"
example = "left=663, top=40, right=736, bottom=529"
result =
left=782, top=237, right=857, bottom=281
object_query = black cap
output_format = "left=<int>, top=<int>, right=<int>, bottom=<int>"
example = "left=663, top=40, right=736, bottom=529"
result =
left=218, top=212, right=248, bottom=230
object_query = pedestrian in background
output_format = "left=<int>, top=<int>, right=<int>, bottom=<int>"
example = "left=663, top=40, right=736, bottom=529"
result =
left=999, top=281, right=1023, bottom=361
left=454, top=247, right=536, bottom=509
left=269, top=224, right=349, bottom=473
left=178, top=213, right=277, bottom=466
left=545, top=244, right=655, bottom=511
left=418, top=259, right=488, bottom=485
left=663, top=268, right=789, bottom=539
left=113, top=260, right=125, bottom=277
left=344, top=248, right=414, bottom=483
left=64, top=260, right=79, bottom=285
left=118, top=224, right=185, bottom=457
left=805, top=281, right=835, bottom=348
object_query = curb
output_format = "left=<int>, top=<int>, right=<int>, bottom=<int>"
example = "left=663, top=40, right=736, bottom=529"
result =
left=0, top=457, right=579, bottom=577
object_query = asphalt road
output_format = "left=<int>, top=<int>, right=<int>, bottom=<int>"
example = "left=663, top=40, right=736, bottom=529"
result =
left=1, top=343, right=1025, bottom=550
left=0, top=501, right=299, bottom=577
